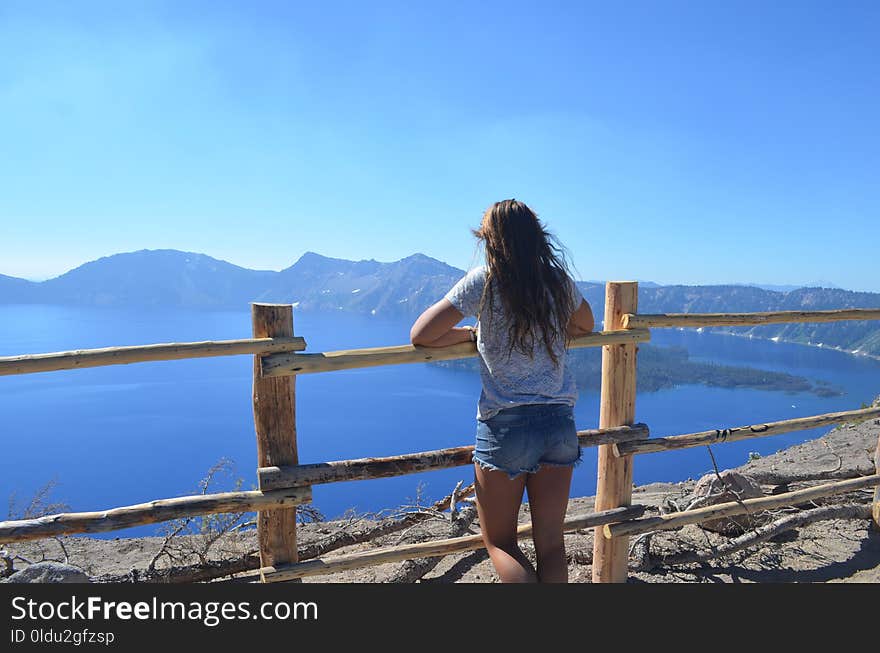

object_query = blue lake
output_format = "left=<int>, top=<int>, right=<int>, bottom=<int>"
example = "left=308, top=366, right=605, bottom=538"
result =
left=1, top=304, right=879, bottom=538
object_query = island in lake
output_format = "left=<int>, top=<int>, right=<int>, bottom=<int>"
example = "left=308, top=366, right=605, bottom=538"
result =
left=434, top=343, right=842, bottom=398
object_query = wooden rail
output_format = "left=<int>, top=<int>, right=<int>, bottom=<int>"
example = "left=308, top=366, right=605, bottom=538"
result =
left=614, top=406, right=880, bottom=456
left=258, top=424, right=651, bottom=490
left=603, top=474, right=880, bottom=539
left=0, top=487, right=312, bottom=544
left=623, top=308, right=880, bottom=329
left=259, top=328, right=651, bottom=377
left=259, top=505, right=647, bottom=582
left=0, top=337, right=306, bottom=376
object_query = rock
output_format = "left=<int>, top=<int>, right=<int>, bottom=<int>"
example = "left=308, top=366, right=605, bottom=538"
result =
left=5, top=562, right=91, bottom=584
left=690, top=471, right=764, bottom=535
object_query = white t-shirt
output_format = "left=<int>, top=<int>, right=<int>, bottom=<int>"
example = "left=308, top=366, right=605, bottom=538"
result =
left=444, top=265, right=584, bottom=420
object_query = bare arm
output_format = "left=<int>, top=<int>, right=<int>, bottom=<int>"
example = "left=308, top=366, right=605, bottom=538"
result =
left=410, top=299, right=474, bottom=348
left=567, top=299, right=595, bottom=338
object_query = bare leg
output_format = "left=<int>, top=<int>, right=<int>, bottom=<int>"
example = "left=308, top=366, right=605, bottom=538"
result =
left=526, top=464, right=574, bottom=583
left=473, top=463, right=537, bottom=583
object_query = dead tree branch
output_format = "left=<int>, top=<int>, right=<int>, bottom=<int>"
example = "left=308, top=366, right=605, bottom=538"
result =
left=647, top=503, right=871, bottom=570
left=94, top=483, right=477, bottom=583
left=386, top=504, right=478, bottom=583
left=301, top=483, right=475, bottom=559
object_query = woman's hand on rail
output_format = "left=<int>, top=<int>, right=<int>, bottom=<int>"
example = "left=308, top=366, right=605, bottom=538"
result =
left=410, top=299, right=473, bottom=348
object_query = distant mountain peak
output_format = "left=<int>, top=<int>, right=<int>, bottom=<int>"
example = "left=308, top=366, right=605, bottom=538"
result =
left=286, top=251, right=459, bottom=276
left=295, top=250, right=443, bottom=265
left=803, top=280, right=840, bottom=290
left=296, top=251, right=333, bottom=262
left=54, top=248, right=262, bottom=278
left=401, top=252, right=436, bottom=262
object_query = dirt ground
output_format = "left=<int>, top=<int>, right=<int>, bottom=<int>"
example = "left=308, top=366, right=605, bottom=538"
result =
left=4, top=417, right=879, bottom=583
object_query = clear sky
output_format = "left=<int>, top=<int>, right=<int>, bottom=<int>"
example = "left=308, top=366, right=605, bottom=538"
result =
left=1, top=1, right=878, bottom=290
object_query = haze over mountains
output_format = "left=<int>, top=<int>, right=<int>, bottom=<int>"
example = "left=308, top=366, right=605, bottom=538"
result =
left=3, top=249, right=880, bottom=354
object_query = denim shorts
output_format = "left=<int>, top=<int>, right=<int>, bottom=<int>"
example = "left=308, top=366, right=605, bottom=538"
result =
left=473, top=403, right=582, bottom=479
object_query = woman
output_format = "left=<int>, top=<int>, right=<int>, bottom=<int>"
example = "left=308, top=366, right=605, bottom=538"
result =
left=410, top=199, right=594, bottom=583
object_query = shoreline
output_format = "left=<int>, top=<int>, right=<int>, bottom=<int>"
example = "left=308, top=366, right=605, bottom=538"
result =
left=686, top=327, right=880, bottom=363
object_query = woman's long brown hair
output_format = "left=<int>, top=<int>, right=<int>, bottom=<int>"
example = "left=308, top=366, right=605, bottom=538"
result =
left=473, top=199, right=576, bottom=365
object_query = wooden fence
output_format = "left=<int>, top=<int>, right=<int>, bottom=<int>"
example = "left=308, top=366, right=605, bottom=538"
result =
left=1, top=286, right=879, bottom=583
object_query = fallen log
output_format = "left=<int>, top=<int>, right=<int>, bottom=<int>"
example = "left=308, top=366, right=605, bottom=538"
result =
left=743, top=468, right=873, bottom=486
left=91, top=554, right=262, bottom=584
left=652, top=503, right=872, bottom=569
left=386, top=505, right=478, bottom=583
left=603, top=474, right=880, bottom=539
left=298, top=483, right=475, bottom=561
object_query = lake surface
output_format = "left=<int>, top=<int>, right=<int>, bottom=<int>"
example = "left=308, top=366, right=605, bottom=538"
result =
left=2, top=305, right=879, bottom=538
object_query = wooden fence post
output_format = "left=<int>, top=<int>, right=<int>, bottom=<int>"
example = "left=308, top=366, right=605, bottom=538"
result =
left=593, top=281, right=639, bottom=583
left=252, top=303, right=300, bottom=580
left=873, top=434, right=880, bottom=530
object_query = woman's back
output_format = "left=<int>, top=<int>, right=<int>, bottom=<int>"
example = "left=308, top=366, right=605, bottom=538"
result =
left=444, top=264, right=583, bottom=420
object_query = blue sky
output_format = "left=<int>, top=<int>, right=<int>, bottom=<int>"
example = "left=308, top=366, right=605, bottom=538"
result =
left=1, top=1, right=878, bottom=290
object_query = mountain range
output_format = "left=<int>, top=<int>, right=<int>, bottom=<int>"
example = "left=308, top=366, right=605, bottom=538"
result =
left=0, top=250, right=463, bottom=315
left=3, top=249, right=880, bottom=354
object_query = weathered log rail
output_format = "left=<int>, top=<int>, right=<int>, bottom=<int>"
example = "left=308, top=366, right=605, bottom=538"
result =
left=0, top=487, right=312, bottom=544
left=258, top=424, right=650, bottom=490
left=2, top=297, right=880, bottom=582
left=614, top=406, right=880, bottom=457
left=0, top=336, right=307, bottom=376
left=259, top=328, right=650, bottom=378
left=623, top=308, right=880, bottom=329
